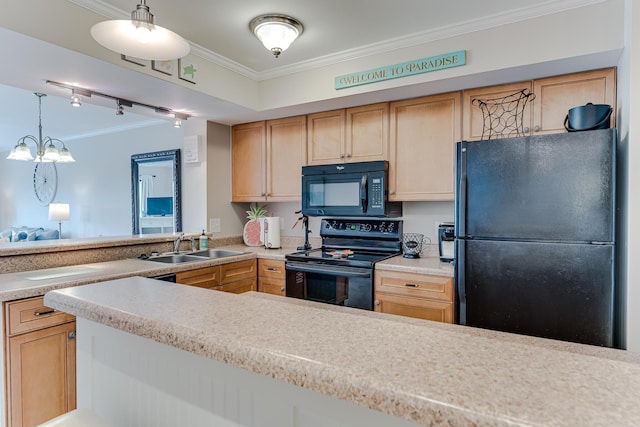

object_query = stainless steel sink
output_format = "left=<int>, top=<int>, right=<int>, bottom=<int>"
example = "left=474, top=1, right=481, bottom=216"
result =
left=146, top=254, right=209, bottom=264
left=189, top=249, right=247, bottom=259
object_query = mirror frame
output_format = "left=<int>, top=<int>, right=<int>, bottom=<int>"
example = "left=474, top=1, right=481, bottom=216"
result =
left=131, top=149, right=182, bottom=235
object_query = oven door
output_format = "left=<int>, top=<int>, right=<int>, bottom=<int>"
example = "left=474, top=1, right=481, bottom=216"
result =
left=285, top=261, right=374, bottom=310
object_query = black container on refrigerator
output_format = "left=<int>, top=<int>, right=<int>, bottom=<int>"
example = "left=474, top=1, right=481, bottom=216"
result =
left=455, top=129, right=619, bottom=348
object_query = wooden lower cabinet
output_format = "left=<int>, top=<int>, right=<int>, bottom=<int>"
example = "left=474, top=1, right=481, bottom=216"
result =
left=258, top=259, right=286, bottom=296
left=177, top=259, right=257, bottom=293
left=5, top=297, right=76, bottom=427
left=374, top=270, right=454, bottom=323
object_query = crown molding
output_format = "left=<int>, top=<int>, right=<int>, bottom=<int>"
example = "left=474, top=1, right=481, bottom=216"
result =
left=67, top=0, right=607, bottom=82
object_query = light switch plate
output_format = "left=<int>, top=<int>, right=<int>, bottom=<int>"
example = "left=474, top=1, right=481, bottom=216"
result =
left=210, top=218, right=221, bottom=233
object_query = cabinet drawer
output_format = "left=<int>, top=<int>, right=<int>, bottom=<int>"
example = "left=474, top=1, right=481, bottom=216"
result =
left=213, top=278, right=257, bottom=294
left=258, top=277, right=286, bottom=296
left=258, top=259, right=285, bottom=279
left=6, top=296, right=75, bottom=336
left=374, top=271, right=453, bottom=303
left=221, top=260, right=257, bottom=284
left=176, top=266, right=221, bottom=289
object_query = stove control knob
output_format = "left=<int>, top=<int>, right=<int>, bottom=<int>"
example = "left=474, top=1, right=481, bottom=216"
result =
left=387, top=223, right=395, bottom=233
left=364, top=224, right=372, bottom=231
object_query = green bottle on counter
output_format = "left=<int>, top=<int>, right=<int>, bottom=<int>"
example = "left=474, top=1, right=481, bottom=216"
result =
left=199, top=229, right=209, bottom=249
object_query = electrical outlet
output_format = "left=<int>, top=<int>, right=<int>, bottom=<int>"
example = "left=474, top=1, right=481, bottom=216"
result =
left=210, top=218, right=221, bottom=233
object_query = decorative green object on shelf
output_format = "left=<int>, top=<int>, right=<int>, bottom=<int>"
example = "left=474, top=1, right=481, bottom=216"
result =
left=243, top=203, right=268, bottom=246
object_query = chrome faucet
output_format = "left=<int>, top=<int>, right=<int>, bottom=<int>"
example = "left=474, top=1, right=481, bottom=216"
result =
left=189, top=236, right=197, bottom=252
left=173, top=233, right=184, bottom=253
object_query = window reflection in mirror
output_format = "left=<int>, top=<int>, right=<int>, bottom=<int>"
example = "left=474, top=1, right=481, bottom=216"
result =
left=131, top=149, right=182, bottom=234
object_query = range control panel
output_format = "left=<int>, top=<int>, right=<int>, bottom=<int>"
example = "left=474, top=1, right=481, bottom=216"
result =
left=321, top=218, right=403, bottom=239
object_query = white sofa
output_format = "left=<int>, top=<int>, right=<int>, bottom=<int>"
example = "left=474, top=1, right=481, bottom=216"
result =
left=0, top=226, right=59, bottom=242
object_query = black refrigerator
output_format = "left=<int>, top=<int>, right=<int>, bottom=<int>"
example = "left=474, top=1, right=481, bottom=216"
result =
left=455, top=129, right=618, bottom=348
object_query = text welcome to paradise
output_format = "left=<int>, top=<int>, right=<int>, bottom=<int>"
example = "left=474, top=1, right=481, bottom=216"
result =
left=335, top=50, right=466, bottom=90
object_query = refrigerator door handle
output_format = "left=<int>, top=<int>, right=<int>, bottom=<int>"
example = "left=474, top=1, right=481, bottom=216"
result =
left=456, top=142, right=468, bottom=238
left=455, top=239, right=466, bottom=325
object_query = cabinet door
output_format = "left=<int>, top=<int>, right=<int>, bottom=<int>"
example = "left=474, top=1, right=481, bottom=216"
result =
left=374, top=293, right=454, bottom=323
left=266, top=116, right=306, bottom=201
left=8, top=321, right=76, bottom=427
left=462, top=81, right=533, bottom=141
left=213, top=278, right=257, bottom=294
left=220, top=259, right=257, bottom=284
left=532, top=68, right=616, bottom=135
left=258, top=277, right=286, bottom=296
left=258, top=259, right=286, bottom=279
left=176, top=266, right=221, bottom=289
left=389, top=92, right=461, bottom=201
left=307, top=110, right=346, bottom=165
left=345, top=103, right=389, bottom=162
left=231, top=121, right=266, bottom=202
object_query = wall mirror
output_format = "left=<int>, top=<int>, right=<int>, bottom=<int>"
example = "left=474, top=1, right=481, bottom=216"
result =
left=131, top=149, right=182, bottom=235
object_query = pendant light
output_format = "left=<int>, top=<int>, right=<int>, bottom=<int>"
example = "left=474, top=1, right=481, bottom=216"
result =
left=250, top=14, right=304, bottom=58
left=91, top=0, right=190, bottom=61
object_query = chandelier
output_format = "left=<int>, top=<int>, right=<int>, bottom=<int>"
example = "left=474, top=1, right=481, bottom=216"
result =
left=6, top=93, right=75, bottom=163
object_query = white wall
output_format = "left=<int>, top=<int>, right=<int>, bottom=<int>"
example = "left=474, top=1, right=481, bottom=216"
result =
left=0, top=121, right=208, bottom=238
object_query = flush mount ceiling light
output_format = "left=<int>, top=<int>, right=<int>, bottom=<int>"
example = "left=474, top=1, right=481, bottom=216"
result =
left=249, top=14, right=304, bottom=58
left=6, top=93, right=75, bottom=163
left=91, top=0, right=190, bottom=60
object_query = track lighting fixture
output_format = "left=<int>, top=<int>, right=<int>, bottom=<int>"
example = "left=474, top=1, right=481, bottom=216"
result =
left=46, top=80, right=189, bottom=127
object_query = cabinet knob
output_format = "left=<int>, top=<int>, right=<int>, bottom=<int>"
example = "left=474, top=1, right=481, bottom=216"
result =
left=68, top=331, right=76, bottom=339
left=389, top=190, right=395, bottom=195
left=266, top=193, right=271, bottom=197
left=346, top=153, right=351, bottom=158
left=339, top=153, right=344, bottom=158
left=534, top=125, right=541, bottom=132
left=374, top=300, right=380, bottom=306
left=523, top=127, right=530, bottom=133
left=260, top=192, right=266, bottom=197
left=280, top=287, right=285, bottom=292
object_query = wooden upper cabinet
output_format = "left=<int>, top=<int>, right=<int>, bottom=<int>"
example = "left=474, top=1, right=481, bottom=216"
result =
left=462, top=68, right=616, bottom=140
left=307, top=103, right=389, bottom=165
left=232, top=117, right=306, bottom=202
left=462, top=81, right=533, bottom=141
left=345, top=102, right=389, bottom=163
left=533, top=68, right=616, bottom=135
left=266, top=116, right=306, bottom=201
left=307, top=109, right=346, bottom=165
left=231, top=121, right=266, bottom=202
left=389, top=92, right=461, bottom=202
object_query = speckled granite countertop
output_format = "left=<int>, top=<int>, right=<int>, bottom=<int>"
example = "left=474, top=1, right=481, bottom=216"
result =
left=45, top=277, right=640, bottom=427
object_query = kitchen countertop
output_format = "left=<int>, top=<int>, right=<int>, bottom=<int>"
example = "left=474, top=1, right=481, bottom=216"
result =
left=45, top=277, right=640, bottom=427
left=0, top=242, right=453, bottom=302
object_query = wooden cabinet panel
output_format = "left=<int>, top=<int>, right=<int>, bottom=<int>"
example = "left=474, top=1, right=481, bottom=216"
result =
left=257, top=277, right=286, bottom=296
left=266, top=116, right=306, bottom=201
left=389, top=92, right=461, bottom=201
left=307, top=110, right=346, bottom=165
left=6, top=297, right=75, bottom=336
left=462, top=68, right=616, bottom=141
left=5, top=297, right=76, bottom=427
left=374, top=293, right=453, bottom=323
left=258, top=259, right=286, bottom=296
left=374, top=270, right=454, bottom=323
left=462, top=81, right=533, bottom=141
left=213, top=278, right=257, bottom=294
left=176, top=266, right=221, bottom=289
left=345, top=102, right=389, bottom=163
left=258, top=259, right=285, bottom=279
left=533, top=68, right=616, bottom=135
left=231, top=122, right=266, bottom=201
left=220, top=259, right=257, bottom=283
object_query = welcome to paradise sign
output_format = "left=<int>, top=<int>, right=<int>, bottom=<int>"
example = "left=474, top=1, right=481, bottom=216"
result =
left=335, top=50, right=466, bottom=90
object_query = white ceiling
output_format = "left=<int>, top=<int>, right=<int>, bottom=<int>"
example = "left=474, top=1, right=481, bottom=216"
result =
left=0, top=0, right=605, bottom=150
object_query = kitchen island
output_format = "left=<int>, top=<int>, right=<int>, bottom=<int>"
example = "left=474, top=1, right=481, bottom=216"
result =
left=45, top=276, right=640, bottom=427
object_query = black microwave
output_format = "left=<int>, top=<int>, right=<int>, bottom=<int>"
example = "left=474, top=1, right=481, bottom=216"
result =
left=301, top=161, right=402, bottom=217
